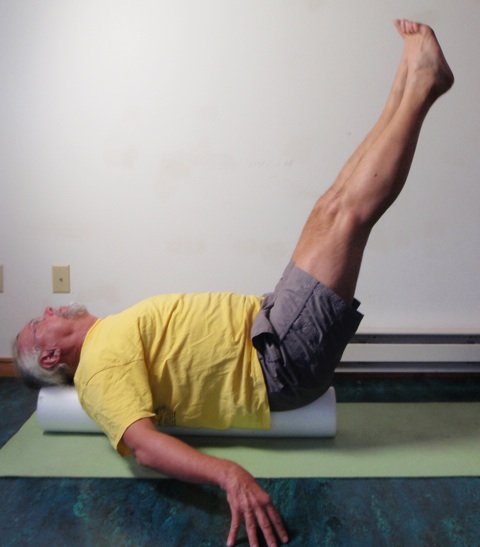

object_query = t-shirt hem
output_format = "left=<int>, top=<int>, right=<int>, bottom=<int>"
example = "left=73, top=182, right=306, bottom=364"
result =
left=113, top=412, right=156, bottom=457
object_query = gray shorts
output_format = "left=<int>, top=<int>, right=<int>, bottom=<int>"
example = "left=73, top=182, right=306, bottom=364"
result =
left=251, top=261, right=363, bottom=411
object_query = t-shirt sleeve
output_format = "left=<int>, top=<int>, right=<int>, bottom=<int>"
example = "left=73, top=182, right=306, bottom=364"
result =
left=79, top=359, right=155, bottom=456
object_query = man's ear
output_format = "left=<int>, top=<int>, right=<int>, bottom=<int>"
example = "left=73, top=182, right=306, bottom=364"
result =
left=39, top=348, right=62, bottom=370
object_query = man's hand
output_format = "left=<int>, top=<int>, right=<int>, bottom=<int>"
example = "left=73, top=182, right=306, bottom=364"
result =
left=222, top=462, right=288, bottom=547
left=123, top=418, right=288, bottom=546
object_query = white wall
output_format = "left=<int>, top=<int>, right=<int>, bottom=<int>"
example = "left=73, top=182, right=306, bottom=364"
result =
left=1, top=0, right=480, bottom=355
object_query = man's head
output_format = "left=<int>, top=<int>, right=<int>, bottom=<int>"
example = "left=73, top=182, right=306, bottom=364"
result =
left=13, top=303, right=95, bottom=388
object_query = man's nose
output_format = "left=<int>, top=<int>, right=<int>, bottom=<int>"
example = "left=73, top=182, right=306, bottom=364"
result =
left=43, top=306, right=55, bottom=317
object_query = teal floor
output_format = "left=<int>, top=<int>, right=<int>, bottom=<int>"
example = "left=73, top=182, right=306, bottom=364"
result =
left=1, top=376, right=480, bottom=546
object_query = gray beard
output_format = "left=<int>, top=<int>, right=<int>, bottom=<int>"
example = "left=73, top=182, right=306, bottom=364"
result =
left=56, top=303, right=88, bottom=319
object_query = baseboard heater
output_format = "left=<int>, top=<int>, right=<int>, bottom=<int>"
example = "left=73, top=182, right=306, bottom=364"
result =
left=337, top=334, right=480, bottom=375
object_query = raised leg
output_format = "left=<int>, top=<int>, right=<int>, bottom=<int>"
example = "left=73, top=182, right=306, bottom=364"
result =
left=292, top=20, right=454, bottom=305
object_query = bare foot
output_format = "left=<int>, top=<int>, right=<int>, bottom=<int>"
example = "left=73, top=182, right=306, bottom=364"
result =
left=394, top=19, right=454, bottom=102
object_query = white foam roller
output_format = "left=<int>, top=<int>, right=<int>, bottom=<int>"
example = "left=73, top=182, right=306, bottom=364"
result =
left=37, top=386, right=100, bottom=433
left=37, top=385, right=337, bottom=437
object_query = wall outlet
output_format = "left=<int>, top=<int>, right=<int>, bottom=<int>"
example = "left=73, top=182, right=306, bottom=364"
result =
left=52, top=265, right=70, bottom=293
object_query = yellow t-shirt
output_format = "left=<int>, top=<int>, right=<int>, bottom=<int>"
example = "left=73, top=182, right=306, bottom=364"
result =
left=74, top=293, right=270, bottom=455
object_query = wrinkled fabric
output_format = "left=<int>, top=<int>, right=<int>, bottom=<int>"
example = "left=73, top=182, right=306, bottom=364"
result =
left=252, top=262, right=363, bottom=411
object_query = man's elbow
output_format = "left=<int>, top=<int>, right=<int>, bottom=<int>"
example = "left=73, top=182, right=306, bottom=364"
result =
left=132, top=445, right=153, bottom=468
left=122, top=418, right=158, bottom=468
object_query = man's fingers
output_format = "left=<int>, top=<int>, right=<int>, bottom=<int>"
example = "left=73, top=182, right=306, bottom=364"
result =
left=249, top=495, right=289, bottom=547
left=253, top=506, right=277, bottom=547
left=227, top=506, right=261, bottom=547
left=224, top=466, right=288, bottom=546
left=253, top=499, right=289, bottom=547
left=244, top=507, right=261, bottom=547
left=266, top=504, right=289, bottom=544
left=226, top=512, right=241, bottom=547
left=227, top=503, right=288, bottom=547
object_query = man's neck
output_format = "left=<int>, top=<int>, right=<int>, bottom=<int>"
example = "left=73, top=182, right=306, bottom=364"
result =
left=69, top=313, right=99, bottom=373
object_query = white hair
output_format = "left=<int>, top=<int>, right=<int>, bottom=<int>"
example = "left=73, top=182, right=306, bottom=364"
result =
left=13, top=303, right=87, bottom=388
left=12, top=340, right=72, bottom=387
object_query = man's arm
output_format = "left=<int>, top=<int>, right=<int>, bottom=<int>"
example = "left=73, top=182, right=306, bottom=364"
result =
left=123, top=418, right=288, bottom=547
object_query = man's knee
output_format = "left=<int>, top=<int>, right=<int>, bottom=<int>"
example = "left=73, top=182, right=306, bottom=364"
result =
left=297, top=190, right=370, bottom=257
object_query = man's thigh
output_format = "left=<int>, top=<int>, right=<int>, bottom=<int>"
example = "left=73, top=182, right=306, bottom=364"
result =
left=252, top=261, right=363, bottom=411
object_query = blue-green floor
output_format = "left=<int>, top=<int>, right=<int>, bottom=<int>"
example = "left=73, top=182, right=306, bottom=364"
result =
left=1, top=376, right=480, bottom=546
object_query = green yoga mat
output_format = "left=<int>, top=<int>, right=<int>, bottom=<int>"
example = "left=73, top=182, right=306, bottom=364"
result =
left=1, top=403, right=479, bottom=478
